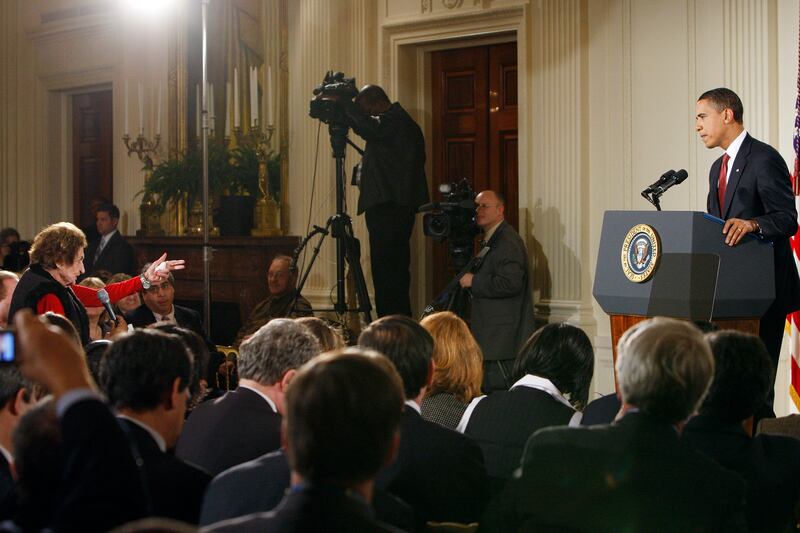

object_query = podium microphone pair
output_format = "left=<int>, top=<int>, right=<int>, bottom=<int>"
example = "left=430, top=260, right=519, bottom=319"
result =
left=641, top=169, right=688, bottom=211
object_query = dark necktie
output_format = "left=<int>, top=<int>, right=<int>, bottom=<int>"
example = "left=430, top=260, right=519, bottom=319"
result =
left=94, top=239, right=105, bottom=264
left=717, top=153, right=730, bottom=215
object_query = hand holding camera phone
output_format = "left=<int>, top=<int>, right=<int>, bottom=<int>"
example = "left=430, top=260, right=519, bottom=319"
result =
left=0, top=329, right=15, bottom=363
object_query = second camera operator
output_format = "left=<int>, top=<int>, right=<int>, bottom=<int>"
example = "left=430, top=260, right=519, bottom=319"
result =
left=344, top=85, right=429, bottom=317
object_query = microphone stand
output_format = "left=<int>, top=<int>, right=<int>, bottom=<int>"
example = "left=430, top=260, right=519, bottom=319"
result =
left=641, top=189, right=662, bottom=211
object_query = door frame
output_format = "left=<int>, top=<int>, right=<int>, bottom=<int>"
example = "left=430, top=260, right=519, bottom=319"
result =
left=380, top=6, right=528, bottom=310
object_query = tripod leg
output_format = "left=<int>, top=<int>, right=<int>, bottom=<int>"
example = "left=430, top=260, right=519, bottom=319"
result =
left=341, top=220, right=373, bottom=324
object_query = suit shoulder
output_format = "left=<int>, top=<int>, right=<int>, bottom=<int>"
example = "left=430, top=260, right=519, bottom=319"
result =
left=175, top=304, right=201, bottom=319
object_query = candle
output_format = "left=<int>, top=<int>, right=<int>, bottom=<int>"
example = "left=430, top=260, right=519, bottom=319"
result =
left=124, top=80, right=129, bottom=135
left=209, top=83, right=215, bottom=134
left=225, top=81, right=232, bottom=137
left=138, top=82, right=144, bottom=136
left=233, top=67, right=240, bottom=129
left=249, top=67, right=257, bottom=128
left=266, top=65, right=274, bottom=127
left=156, top=82, right=162, bottom=136
left=196, top=84, right=200, bottom=137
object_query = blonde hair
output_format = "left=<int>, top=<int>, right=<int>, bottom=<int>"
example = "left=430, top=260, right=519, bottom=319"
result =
left=78, top=277, right=105, bottom=290
left=29, top=222, right=87, bottom=270
left=420, top=311, right=483, bottom=402
left=295, top=317, right=344, bottom=352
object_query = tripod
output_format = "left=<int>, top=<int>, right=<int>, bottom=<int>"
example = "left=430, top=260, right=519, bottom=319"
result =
left=290, top=121, right=373, bottom=324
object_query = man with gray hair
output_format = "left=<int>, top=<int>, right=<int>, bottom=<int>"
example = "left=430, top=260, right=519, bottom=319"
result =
left=481, top=317, right=748, bottom=531
left=176, top=318, right=320, bottom=476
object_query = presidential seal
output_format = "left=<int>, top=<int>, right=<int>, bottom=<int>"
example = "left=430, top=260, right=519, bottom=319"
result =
left=621, top=224, right=660, bottom=282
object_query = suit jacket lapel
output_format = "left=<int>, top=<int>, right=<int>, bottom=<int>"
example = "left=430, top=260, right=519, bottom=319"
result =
left=721, top=134, right=752, bottom=218
left=710, top=158, right=723, bottom=216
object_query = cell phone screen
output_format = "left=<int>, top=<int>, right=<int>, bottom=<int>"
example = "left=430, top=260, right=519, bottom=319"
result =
left=0, top=331, right=15, bottom=363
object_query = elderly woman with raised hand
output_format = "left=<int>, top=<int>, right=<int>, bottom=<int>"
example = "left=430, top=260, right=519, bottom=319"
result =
left=419, top=311, right=484, bottom=430
left=460, top=322, right=595, bottom=490
left=8, top=222, right=184, bottom=346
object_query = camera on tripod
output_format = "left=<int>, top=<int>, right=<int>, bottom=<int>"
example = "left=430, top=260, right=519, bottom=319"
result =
left=309, top=71, right=358, bottom=125
left=421, top=179, right=479, bottom=245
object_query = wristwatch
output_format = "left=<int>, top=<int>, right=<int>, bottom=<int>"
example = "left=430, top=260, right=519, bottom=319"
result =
left=139, top=273, right=152, bottom=290
left=752, top=219, right=763, bottom=237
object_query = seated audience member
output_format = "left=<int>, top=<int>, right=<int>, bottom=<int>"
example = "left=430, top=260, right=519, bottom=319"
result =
left=84, top=339, right=111, bottom=383
left=295, top=316, right=344, bottom=352
left=233, top=255, right=313, bottom=347
left=0, top=228, right=29, bottom=273
left=462, top=322, right=593, bottom=487
left=148, top=323, right=214, bottom=414
left=8, top=222, right=182, bottom=346
left=682, top=331, right=800, bottom=532
left=108, top=273, right=142, bottom=316
left=481, top=317, right=747, bottom=532
left=10, top=398, right=60, bottom=530
left=126, top=267, right=203, bottom=335
left=11, top=310, right=148, bottom=531
left=176, top=319, right=320, bottom=476
left=78, top=276, right=109, bottom=341
left=0, top=365, right=43, bottom=518
left=359, top=315, right=489, bottom=526
left=40, top=311, right=82, bottom=349
left=100, top=329, right=211, bottom=524
left=205, top=350, right=405, bottom=532
left=0, top=271, right=18, bottom=328
left=580, top=392, right=622, bottom=426
left=419, top=311, right=483, bottom=430
left=82, top=203, right=137, bottom=279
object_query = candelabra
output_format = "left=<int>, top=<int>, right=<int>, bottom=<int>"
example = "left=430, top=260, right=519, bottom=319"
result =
left=124, top=133, right=165, bottom=236
left=228, top=121, right=282, bottom=237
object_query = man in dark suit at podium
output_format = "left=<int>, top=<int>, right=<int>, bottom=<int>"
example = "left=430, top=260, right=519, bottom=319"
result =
left=695, top=87, right=800, bottom=417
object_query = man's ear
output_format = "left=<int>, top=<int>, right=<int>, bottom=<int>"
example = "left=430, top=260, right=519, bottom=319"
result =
left=10, top=388, right=29, bottom=417
left=279, top=369, right=297, bottom=392
left=165, top=377, right=182, bottom=411
left=382, top=430, right=401, bottom=468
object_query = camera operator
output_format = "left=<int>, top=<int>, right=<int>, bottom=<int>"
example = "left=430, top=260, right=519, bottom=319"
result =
left=458, top=190, right=535, bottom=392
left=345, top=85, right=429, bottom=317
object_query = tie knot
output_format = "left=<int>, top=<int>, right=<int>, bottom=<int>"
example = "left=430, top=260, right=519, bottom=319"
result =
left=722, top=153, right=730, bottom=164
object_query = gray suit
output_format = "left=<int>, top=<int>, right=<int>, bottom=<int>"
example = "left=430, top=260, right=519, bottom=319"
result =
left=470, top=220, right=535, bottom=362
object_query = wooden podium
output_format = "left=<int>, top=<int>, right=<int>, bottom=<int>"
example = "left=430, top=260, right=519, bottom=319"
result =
left=593, top=211, right=775, bottom=372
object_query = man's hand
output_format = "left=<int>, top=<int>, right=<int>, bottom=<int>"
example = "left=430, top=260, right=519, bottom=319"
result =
left=14, top=310, right=95, bottom=398
left=723, top=218, right=759, bottom=246
left=459, top=273, right=474, bottom=288
left=106, top=315, right=129, bottom=339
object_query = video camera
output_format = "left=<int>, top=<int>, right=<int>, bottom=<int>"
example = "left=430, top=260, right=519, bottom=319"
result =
left=420, top=179, right=479, bottom=246
left=309, top=71, right=358, bottom=125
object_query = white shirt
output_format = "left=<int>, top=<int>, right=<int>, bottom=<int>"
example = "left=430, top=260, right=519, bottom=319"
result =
left=117, top=414, right=167, bottom=453
left=404, top=399, right=421, bottom=414
left=456, top=374, right=582, bottom=433
left=722, top=129, right=748, bottom=185
left=239, top=383, right=278, bottom=413
left=98, top=229, right=117, bottom=250
left=155, top=306, right=176, bottom=324
left=0, top=444, right=12, bottom=466
left=481, top=219, right=504, bottom=244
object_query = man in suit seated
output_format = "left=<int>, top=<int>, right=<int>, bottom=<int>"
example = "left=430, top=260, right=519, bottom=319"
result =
left=82, top=203, right=137, bottom=280
left=0, top=365, right=44, bottom=517
left=126, top=267, right=204, bottom=336
left=682, top=330, right=800, bottom=531
left=359, top=315, right=489, bottom=527
left=205, top=349, right=405, bottom=532
left=99, top=328, right=211, bottom=524
left=232, top=255, right=313, bottom=348
left=176, top=318, right=320, bottom=476
left=481, top=317, right=748, bottom=532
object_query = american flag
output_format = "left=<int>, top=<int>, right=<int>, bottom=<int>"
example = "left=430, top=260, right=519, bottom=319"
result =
left=788, top=5, right=800, bottom=410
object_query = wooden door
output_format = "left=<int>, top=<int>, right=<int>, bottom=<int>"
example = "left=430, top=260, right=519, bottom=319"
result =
left=430, top=42, right=518, bottom=296
left=73, top=91, right=113, bottom=231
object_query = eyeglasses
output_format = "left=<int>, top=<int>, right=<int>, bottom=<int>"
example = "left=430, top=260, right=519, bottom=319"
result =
left=475, top=203, right=500, bottom=210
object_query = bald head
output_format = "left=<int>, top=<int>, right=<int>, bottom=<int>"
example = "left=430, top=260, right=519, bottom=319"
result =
left=475, top=190, right=506, bottom=230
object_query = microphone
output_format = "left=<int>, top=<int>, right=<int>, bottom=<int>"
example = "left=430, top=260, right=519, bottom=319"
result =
left=642, top=169, right=676, bottom=195
left=96, top=289, right=117, bottom=324
left=652, top=169, right=688, bottom=195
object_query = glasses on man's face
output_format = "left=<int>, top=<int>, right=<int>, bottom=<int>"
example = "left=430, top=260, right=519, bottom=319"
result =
left=475, top=203, right=499, bottom=210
